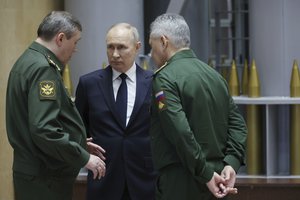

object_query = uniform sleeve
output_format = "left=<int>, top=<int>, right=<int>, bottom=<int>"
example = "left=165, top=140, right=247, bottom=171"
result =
left=28, top=66, right=89, bottom=169
left=153, top=75, right=214, bottom=183
left=223, top=96, right=247, bottom=172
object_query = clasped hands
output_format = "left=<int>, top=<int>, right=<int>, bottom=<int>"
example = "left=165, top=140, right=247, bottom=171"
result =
left=85, top=137, right=106, bottom=179
left=206, top=165, right=238, bottom=198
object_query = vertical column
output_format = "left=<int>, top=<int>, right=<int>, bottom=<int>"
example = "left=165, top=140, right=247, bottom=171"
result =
left=0, top=1, right=63, bottom=199
left=249, top=0, right=300, bottom=96
left=181, top=0, right=210, bottom=62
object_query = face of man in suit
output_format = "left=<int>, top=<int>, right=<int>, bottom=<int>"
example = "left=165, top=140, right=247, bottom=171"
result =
left=106, top=23, right=141, bottom=73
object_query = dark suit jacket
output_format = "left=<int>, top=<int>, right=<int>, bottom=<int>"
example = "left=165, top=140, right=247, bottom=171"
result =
left=75, top=65, right=156, bottom=200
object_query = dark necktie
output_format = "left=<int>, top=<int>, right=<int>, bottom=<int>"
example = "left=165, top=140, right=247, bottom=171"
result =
left=116, top=73, right=127, bottom=127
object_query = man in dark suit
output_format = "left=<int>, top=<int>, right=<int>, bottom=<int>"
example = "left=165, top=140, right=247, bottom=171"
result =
left=75, top=23, right=156, bottom=200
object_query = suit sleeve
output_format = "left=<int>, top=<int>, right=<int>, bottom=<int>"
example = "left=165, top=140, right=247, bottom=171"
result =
left=28, top=66, right=89, bottom=169
left=153, top=75, right=214, bottom=183
left=75, top=77, right=90, bottom=137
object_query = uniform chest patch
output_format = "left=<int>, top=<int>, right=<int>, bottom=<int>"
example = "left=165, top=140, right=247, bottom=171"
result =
left=39, top=80, right=56, bottom=100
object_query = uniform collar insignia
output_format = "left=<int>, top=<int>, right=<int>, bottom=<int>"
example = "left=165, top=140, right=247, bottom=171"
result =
left=46, top=55, right=61, bottom=72
left=154, top=62, right=168, bottom=74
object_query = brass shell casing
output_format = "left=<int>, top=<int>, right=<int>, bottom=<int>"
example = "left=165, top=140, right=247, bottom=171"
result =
left=228, top=60, right=240, bottom=96
left=62, top=64, right=73, bottom=97
left=248, top=60, right=260, bottom=97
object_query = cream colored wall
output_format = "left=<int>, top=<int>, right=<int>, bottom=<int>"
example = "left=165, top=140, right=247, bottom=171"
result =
left=0, top=1, right=63, bottom=199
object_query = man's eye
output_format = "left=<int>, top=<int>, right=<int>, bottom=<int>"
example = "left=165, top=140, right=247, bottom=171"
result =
left=118, top=46, right=126, bottom=50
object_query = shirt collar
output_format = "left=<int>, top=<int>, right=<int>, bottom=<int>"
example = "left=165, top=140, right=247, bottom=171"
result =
left=112, top=63, right=136, bottom=82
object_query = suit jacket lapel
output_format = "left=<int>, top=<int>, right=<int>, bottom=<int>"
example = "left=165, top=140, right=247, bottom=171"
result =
left=98, top=66, right=124, bottom=128
left=127, top=66, right=151, bottom=128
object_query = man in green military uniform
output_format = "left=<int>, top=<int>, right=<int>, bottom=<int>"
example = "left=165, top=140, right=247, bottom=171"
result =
left=148, top=13, right=247, bottom=200
left=6, top=11, right=106, bottom=200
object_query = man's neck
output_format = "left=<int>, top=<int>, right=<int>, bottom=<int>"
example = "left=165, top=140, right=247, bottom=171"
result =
left=35, top=37, right=56, bottom=54
left=167, top=47, right=190, bottom=61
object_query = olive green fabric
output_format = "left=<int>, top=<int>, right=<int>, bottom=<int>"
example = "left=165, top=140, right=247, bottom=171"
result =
left=6, top=42, right=90, bottom=199
left=150, top=49, right=247, bottom=199
left=155, top=164, right=227, bottom=200
left=13, top=171, right=75, bottom=200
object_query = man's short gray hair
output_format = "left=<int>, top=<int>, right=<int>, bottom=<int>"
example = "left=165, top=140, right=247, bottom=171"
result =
left=150, top=13, right=190, bottom=49
left=107, top=23, right=140, bottom=43
left=37, top=11, right=82, bottom=41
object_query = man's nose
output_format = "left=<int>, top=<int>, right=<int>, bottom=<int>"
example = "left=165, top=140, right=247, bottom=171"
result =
left=113, top=49, right=120, bottom=57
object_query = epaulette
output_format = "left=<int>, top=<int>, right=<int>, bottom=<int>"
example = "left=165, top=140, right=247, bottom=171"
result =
left=46, top=55, right=61, bottom=72
left=154, top=62, right=168, bottom=75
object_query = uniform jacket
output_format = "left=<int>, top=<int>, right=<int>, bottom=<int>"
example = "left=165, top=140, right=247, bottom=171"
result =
left=150, top=49, right=247, bottom=184
left=6, top=42, right=89, bottom=178
left=75, top=65, right=156, bottom=200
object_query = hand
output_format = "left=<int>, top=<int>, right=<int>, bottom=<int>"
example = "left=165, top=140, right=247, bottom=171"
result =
left=86, top=137, right=106, bottom=160
left=85, top=154, right=106, bottom=179
left=220, top=165, right=238, bottom=195
left=206, top=172, right=227, bottom=198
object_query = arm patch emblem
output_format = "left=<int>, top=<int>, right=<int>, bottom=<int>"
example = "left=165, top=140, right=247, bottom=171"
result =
left=155, top=90, right=167, bottom=110
left=39, top=80, right=56, bottom=100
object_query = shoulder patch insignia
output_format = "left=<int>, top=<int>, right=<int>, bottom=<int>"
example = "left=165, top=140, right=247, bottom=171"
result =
left=155, top=91, right=167, bottom=111
left=39, top=80, right=56, bottom=100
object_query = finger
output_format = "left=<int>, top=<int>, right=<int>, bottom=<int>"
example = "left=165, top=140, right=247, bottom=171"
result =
left=214, top=191, right=226, bottom=199
left=97, top=167, right=102, bottom=179
left=92, top=168, right=98, bottom=179
left=94, top=149, right=106, bottom=160
left=218, top=183, right=226, bottom=194
left=222, top=170, right=229, bottom=180
left=100, top=167, right=106, bottom=178
left=97, top=162, right=106, bottom=178
left=227, top=187, right=238, bottom=194
left=90, top=144, right=106, bottom=158
left=97, top=145, right=106, bottom=153
left=98, top=153, right=106, bottom=160
left=99, top=159, right=106, bottom=167
left=87, top=137, right=93, bottom=142
left=89, top=142, right=105, bottom=153
left=98, top=165, right=106, bottom=179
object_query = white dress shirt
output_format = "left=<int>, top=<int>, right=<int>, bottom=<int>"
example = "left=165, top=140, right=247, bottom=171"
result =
left=112, top=64, right=136, bottom=126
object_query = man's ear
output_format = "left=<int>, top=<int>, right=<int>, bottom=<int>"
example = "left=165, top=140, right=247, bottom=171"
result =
left=56, top=32, right=65, bottom=47
left=160, top=35, right=168, bottom=48
left=136, top=41, right=142, bottom=51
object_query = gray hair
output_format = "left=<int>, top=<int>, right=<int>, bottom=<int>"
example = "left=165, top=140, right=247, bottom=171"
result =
left=107, top=23, right=140, bottom=43
left=150, top=13, right=190, bottom=48
left=37, top=11, right=82, bottom=41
